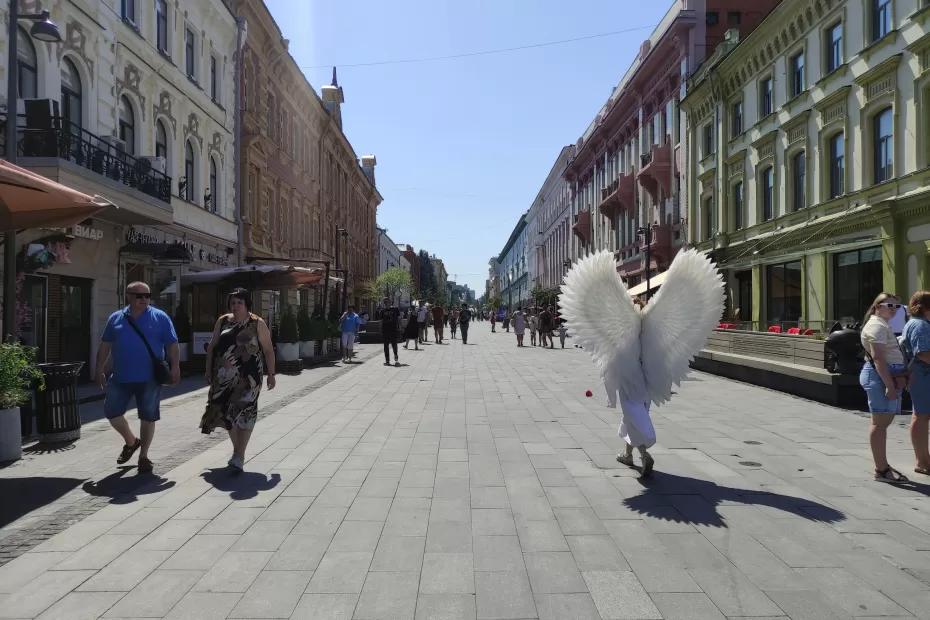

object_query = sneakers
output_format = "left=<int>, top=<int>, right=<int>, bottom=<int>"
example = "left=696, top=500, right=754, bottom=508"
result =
left=394, top=360, right=400, bottom=366
left=228, top=455, right=244, bottom=472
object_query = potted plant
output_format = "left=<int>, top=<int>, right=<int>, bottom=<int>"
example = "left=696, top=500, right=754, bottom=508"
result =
left=0, top=342, right=44, bottom=462
left=173, top=305, right=192, bottom=362
left=297, top=305, right=315, bottom=359
left=275, top=305, right=300, bottom=362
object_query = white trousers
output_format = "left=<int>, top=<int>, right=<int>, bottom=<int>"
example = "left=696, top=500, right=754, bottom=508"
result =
left=617, top=400, right=656, bottom=449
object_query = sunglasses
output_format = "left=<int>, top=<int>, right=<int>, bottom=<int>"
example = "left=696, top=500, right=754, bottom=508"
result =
left=878, top=302, right=902, bottom=309
left=131, top=293, right=151, bottom=300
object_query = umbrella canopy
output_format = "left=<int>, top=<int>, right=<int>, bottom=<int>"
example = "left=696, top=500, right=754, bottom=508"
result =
left=0, top=159, right=110, bottom=231
left=181, top=264, right=337, bottom=289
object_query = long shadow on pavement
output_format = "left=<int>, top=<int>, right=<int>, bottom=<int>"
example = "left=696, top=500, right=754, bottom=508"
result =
left=623, top=471, right=846, bottom=527
left=0, top=476, right=85, bottom=527
left=201, top=467, right=281, bottom=500
left=82, top=466, right=176, bottom=504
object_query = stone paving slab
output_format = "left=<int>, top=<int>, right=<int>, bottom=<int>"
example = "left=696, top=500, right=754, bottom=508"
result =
left=4, top=325, right=930, bottom=617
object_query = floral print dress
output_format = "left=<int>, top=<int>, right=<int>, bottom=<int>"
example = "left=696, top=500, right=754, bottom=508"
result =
left=200, top=314, right=265, bottom=433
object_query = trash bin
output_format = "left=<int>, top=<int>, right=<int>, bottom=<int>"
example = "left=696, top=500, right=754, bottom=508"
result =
left=35, top=362, right=84, bottom=443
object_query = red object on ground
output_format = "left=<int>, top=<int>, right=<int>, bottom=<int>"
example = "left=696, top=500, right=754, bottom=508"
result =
left=585, top=390, right=593, bottom=397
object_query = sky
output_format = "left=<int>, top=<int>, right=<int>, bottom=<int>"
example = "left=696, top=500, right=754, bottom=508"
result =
left=265, top=0, right=671, bottom=295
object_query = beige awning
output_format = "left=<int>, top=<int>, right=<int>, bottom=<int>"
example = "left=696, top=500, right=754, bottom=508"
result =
left=627, top=270, right=669, bottom=297
left=0, top=159, right=109, bottom=230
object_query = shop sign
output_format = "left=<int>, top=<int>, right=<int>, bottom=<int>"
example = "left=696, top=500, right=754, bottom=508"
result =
left=71, top=223, right=103, bottom=241
left=126, top=226, right=231, bottom=267
left=193, top=331, right=213, bottom=355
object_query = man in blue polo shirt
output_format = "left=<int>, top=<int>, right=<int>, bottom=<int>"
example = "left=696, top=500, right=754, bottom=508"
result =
left=339, top=305, right=362, bottom=363
left=95, top=281, right=180, bottom=473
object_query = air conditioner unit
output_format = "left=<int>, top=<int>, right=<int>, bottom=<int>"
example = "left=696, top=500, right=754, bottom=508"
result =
left=140, top=156, right=166, bottom=174
left=100, top=135, right=128, bottom=157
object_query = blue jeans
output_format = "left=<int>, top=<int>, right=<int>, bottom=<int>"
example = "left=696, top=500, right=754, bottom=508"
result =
left=104, top=381, right=162, bottom=422
left=860, top=363, right=904, bottom=414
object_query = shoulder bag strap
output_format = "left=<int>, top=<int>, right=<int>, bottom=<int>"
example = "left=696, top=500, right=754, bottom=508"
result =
left=124, top=312, right=161, bottom=363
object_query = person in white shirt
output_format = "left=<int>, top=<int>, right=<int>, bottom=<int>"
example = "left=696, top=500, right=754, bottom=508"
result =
left=416, top=302, right=429, bottom=344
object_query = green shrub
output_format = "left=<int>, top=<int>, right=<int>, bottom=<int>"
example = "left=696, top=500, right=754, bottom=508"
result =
left=0, top=342, right=44, bottom=410
left=296, top=305, right=313, bottom=341
left=278, top=306, right=299, bottom=343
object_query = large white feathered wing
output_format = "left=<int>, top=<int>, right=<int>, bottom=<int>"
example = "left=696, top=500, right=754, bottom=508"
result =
left=641, top=249, right=724, bottom=405
left=559, top=250, right=646, bottom=400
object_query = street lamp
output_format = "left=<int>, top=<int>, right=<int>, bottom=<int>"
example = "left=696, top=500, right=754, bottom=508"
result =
left=335, top=227, right=348, bottom=313
left=3, top=3, right=62, bottom=339
left=636, top=224, right=655, bottom=301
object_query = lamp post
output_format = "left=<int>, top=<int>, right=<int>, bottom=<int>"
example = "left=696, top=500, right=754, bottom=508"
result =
left=636, top=224, right=654, bottom=301
left=3, top=4, right=62, bottom=339
left=335, top=227, right=348, bottom=314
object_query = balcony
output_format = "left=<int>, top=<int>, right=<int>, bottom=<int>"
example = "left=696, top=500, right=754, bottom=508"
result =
left=598, top=173, right=635, bottom=224
left=572, top=209, right=592, bottom=245
left=637, top=141, right=673, bottom=203
left=642, top=223, right=673, bottom=264
left=3, top=115, right=172, bottom=205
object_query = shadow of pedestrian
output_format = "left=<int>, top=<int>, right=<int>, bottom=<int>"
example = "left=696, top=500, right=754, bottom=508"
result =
left=201, top=467, right=281, bottom=501
left=0, top=476, right=85, bottom=527
left=622, top=471, right=845, bottom=527
left=82, top=466, right=176, bottom=505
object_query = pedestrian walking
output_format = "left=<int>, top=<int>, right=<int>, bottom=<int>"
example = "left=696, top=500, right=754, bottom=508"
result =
left=902, top=291, right=930, bottom=476
left=338, top=305, right=362, bottom=363
left=403, top=309, right=421, bottom=350
left=529, top=310, right=538, bottom=346
left=512, top=308, right=527, bottom=347
left=860, top=293, right=909, bottom=483
left=95, top=282, right=180, bottom=473
left=432, top=303, right=445, bottom=343
left=459, top=303, right=472, bottom=344
left=417, top=302, right=429, bottom=344
left=201, top=289, right=276, bottom=472
left=380, top=297, right=401, bottom=366
left=503, top=310, right=511, bottom=332
left=490, top=312, right=497, bottom=333
left=557, top=321, right=568, bottom=348
left=449, top=308, right=459, bottom=339
left=538, top=306, right=553, bottom=348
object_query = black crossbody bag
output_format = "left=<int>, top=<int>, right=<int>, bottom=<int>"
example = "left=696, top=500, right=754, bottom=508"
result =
left=124, top=312, right=172, bottom=385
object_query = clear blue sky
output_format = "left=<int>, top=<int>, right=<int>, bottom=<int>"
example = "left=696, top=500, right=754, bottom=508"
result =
left=266, top=1, right=670, bottom=295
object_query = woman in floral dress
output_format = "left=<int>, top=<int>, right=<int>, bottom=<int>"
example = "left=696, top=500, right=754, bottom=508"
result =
left=201, top=288, right=276, bottom=472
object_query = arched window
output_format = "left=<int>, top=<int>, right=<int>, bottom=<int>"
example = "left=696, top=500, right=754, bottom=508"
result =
left=118, top=97, right=135, bottom=155
left=155, top=120, right=168, bottom=161
left=17, top=27, right=37, bottom=98
left=874, top=107, right=893, bottom=184
left=184, top=140, right=195, bottom=202
left=208, top=157, right=218, bottom=213
left=60, top=58, right=82, bottom=130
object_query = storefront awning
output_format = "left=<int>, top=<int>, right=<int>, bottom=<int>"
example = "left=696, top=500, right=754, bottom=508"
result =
left=627, top=270, right=669, bottom=297
left=120, top=242, right=193, bottom=264
left=180, top=264, right=337, bottom=288
left=0, top=159, right=110, bottom=230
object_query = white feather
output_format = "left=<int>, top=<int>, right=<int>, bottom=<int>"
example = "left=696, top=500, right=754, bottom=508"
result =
left=641, top=248, right=725, bottom=404
left=559, top=250, right=647, bottom=402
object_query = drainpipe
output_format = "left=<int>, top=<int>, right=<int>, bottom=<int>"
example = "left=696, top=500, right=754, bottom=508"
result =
left=233, top=16, right=246, bottom=267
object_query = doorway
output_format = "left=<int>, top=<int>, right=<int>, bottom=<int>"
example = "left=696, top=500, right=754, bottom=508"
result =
left=59, top=276, right=92, bottom=381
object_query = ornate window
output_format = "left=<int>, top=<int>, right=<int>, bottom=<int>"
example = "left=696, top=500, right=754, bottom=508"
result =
left=871, top=0, right=892, bottom=42
left=829, top=132, right=845, bottom=198
left=118, top=96, right=135, bottom=155
left=155, top=120, right=168, bottom=161
left=826, top=22, right=843, bottom=73
left=761, top=166, right=774, bottom=221
left=156, top=0, right=169, bottom=54
left=791, top=151, right=806, bottom=211
left=184, top=140, right=196, bottom=202
left=790, top=52, right=805, bottom=97
left=208, top=157, right=218, bottom=213
left=60, top=58, right=82, bottom=130
left=17, top=27, right=37, bottom=99
left=759, top=77, right=773, bottom=117
left=874, top=107, right=893, bottom=183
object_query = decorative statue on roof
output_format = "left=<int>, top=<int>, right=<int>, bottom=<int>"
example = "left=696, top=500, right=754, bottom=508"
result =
left=559, top=248, right=724, bottom=477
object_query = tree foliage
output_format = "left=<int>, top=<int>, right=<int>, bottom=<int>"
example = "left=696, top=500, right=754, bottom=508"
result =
left=360, top=267, right=413, bottom=304
left=417, top=250, right=438, bottom=300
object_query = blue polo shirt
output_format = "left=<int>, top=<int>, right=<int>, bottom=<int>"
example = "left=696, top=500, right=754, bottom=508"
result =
left=340, top=312, right=362, bottom=334
left=102, top=306, right=178, bottom=383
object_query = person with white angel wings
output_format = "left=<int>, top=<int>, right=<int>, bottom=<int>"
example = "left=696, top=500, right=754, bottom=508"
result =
left=559, top=248, right=725, bottom=476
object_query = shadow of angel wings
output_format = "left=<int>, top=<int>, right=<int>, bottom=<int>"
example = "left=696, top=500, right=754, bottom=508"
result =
left=559, top=248, right=725, bottom=405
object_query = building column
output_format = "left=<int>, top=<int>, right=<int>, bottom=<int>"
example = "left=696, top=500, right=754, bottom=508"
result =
left=751, top=264, right=763, bottom=328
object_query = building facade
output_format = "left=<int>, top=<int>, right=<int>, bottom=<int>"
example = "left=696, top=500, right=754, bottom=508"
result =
left=562, top=0, right=779, bottom=290
left=235, top=0, right=381, bottom=316
left=430, top=255, right=448, bottom=302
left=376, top=227, right=406, bottom=275
left=497, top=214, right=530, bottom=309
left=683, top=0, right=930, bottom=330
left=1, top=0, right=238, bottom=376
left=534, top=145, right=576, bottom=291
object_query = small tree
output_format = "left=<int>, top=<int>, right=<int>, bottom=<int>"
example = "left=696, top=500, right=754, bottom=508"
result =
left=296, top=305, right=313, bottom=342
left=0, top=342, right=44, bottom=409
left=362, top=267, right=414, bottom=305
left=278, top=306, right=299, bottom=343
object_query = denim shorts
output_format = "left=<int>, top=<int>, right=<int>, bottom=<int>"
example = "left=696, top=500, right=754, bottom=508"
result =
left=104, top=381, right=162, bottom=422
left=860, top=363, right=904, bottom=414
left=910, top=364, right=930, bottom=414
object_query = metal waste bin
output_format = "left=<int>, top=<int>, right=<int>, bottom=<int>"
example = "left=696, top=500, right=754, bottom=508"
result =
left=36, top=362, right=84, bottom=442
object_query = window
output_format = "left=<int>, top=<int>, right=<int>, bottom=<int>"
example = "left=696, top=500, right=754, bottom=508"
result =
left=872, top=0, right=891, bottom=42
left=826, top=22, right=843, bottom=72
left=706, top=11, right=719, bottom=26
left=731, top=100, right=743, bottom=137
left=761, top=166, right=774, bottom=220
left=790, top=52, right=805, bottom=97
left=121, top=0, right=136, bottom=24
left=155, top=120, right=168, bottom=161
left=266, top=93, right=275, bottom=139
left=60, top=59, right=82, bottom=130
left=766, top=261, right=802, bottom=325
left=156, top=0, right=168, bottom=54
left=733, top=181, right=744, bottom=230
left=834, top=247, right=883, bottom=324
left=118, top=96, right=135, bottom=155
left=208, top=157, right=218, bottom=213
left=184, top=141, right=195, bottom=202
left=829, top=132, right=845, bottom=198
left=728, top=11, right=742, bottom=26
left=760, top=77, right=773, bottom=117
left=16, top=27, right=37, bottom=99
left=874, top=107, right=893, bottom=183
left=702, top=195, right=714, bottom=241
left=792, top=151, right=806, bottom=210
left=210, top=56, right=219, bottom=103
left=703, top=123, right=714, bottom=158
left=185, top=27, right=196, bottom=80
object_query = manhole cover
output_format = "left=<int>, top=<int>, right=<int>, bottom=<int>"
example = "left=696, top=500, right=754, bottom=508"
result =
left=743, top=440, right=762, bottom=445
left=739, top=461, right=762, bottom=467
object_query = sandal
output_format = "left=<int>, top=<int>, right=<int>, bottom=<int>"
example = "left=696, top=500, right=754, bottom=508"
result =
left=117, top=438, right=141, bottom=464
left=616, top=453, right=635, bottom=467
left=640, top=452, right=655, bottom=478
left=915, top=466, right=930, bottom=476
left=137, top=457, right=154, bottom=474
left=875, top=467, right=908, bottom=483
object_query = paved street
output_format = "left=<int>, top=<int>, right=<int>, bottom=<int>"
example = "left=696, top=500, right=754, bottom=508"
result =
left=2, top=324, right=930, bottom=619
